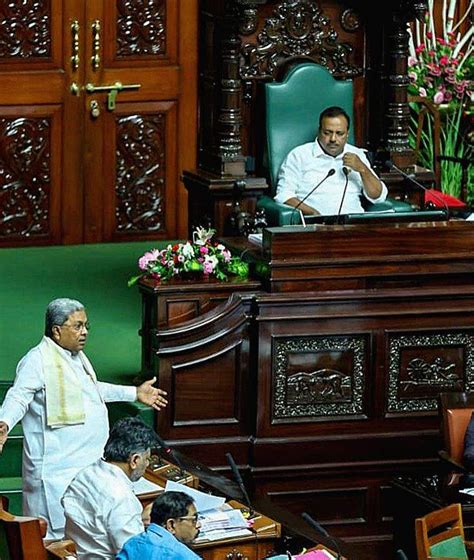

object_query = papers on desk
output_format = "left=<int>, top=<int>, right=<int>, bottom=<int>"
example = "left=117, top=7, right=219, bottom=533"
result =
left=165, top=481, right=252, bottom=542
left=132, top=477, right=164, bottom=496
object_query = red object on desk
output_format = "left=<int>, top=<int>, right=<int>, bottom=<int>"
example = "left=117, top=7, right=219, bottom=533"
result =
left=425, top=189, right=466, bottom=208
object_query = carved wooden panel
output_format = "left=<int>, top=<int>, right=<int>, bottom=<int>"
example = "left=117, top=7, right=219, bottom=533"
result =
left=240, top=0, right=361, bottom=80
left=272, top=334, right=369, bottom=422
left=115, top=112, right=167, bottom=234
left=0, top=1, right=52, bottom=59
left=116, top=0, right=167, bottom=57
left=386, top=331, right=474, bottom=414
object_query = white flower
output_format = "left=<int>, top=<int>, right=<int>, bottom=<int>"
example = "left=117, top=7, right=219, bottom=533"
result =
left=182, top=242, right=195, bottom=258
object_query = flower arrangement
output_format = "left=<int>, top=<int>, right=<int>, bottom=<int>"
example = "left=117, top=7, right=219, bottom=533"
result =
left=128, top=227, right=249, bottom=286
left=407, top=0, right=473, bottom=201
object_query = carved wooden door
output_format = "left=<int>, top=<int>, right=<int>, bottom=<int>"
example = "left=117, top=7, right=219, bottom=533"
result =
left=0, top=0, right=197, bottom=246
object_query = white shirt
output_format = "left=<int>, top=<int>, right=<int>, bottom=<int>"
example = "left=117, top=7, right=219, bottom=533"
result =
left=0, top=339, right=137, bottom=539
left=274, top=140, right=387, bottom=215
left=62, top=459, right=144, bottom=560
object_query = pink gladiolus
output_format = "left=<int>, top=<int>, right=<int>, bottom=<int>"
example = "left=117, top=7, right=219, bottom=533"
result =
left=408, top=56, right=417, bottom=67
left=415, top=44, right=425, bottom=54
left=433, top=91, right=444, bottom=104
left=444, top=91, right=453, bottom=101
left=436, top=37, right=446, bottom=45
left=419, top=87, right=427, bottom=97
left=439, top=56, right=449, bottom=66
left=199, top=246, right=209, bottom=254
left=426, top=32, right=432, bottom=39
left=408, top=71, right=417, bottom=82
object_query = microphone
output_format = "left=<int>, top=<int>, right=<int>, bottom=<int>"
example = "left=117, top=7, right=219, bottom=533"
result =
left=336, top=166, right=351, bottom=223
left=225, top=453, right=254, bottom=517
left=395, top=550, right=409, bottom=560
left=301, top=512, right=342, bottom=560
left=154, top=433, right=186, bottom=479
left=290, top=168, right=336, bottom=225
left=385, top=160, right=450, bottom=219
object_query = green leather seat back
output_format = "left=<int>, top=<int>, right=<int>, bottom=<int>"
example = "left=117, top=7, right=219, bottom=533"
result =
left=429, top=535, right=468, bottom=558
left=265, top=62, right=354, bottom=193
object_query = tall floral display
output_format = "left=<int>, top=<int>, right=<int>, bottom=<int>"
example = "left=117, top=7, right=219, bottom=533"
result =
left=408, top=0, right=473, bottom=202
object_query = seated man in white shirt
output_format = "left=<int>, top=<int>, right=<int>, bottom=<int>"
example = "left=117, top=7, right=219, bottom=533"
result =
left=274, top=106, right=388, bottom=217
left=62, top=416, right=158, bottom=560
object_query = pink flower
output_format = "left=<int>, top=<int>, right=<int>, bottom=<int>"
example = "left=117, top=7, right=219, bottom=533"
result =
left=433, top=91, right=444, bottom=104
left=408, top=56, right=417, bottom=67
left=439, top=55, right=449, bottom=66
left=428, top=64, right=441, bottom=76
left=415, top=44, right=425, bottom=54
left=203, top=261, right=214, bottom=274
left=426, top=32, right=433, bottom=39
left=436, top=37, right=446, bottom=45
left=408, top=71, right=417, bottom=82
left=419, top=87, right=427, bottom=97
left=199, top=246, right=209, bottom=254
left=444, top=91, right=453, bottom=101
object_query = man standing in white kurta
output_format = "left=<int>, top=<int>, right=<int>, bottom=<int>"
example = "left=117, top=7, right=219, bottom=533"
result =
left=0, top=298, right=168, bottom=540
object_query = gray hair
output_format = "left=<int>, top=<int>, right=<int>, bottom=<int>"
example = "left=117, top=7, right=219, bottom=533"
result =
left=45, top=298, right=85, bottom=337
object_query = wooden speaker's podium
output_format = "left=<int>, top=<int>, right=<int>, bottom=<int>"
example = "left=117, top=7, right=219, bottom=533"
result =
left=254, top=219, right=474, bottom=293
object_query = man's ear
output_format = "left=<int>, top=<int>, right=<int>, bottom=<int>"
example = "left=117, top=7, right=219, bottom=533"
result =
left=51, top=325, right=61, bottom=342
left=129, top=452, right=141, bottom=470
left=165, top=518, right=176, bottom=534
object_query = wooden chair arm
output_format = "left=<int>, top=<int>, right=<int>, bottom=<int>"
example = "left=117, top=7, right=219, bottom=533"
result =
left=46, top=539, right=77, bottom=559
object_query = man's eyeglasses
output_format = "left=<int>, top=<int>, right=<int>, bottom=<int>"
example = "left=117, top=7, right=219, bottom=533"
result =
left=60, top=321, right=91, bottom=333
left=176, top=513, right=202, bottom=525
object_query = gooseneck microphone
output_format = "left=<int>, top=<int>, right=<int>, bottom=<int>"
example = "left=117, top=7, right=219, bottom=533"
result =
left=301, top=512, right=342, bottom=560
left=154, top=433, right=186, bottom=477
left=290, top=168, right=336, bottom=225
left=225, top=453, right=253, bottom=517
left=336, top=166, right=351, bottom=223
left=385, top=160, right=450, bottom=219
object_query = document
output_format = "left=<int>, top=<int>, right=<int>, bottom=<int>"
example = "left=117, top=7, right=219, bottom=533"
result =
left=133, top=477, right=164, bottom=496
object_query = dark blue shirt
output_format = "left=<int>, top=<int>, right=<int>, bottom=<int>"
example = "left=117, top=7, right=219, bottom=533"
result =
left=116, top=523, right=201, bottom=560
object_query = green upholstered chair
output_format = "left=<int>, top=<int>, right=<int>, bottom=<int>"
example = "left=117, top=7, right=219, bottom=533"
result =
left=257, top=62, right=412, bottom=225
left=416, top=503, right=473, bottom=559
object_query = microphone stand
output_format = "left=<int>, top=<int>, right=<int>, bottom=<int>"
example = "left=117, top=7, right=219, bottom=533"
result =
left=225, top=453, right=254, bottom=518
left=301, top=512, right=342, bottom=560
left=336, top=167, right=350, bottom=224
left=290, top=168, right=336, bottom=225
left=154, top=433, right=187, bottom=481
left=385, top=160, right=450, bottom=220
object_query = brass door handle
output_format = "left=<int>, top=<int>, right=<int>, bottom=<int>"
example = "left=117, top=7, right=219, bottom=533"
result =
left=91, top=20, right=100, bottom=70
left=84, top=82, right=141, bottom=110
left=70, top=20, right=80, bottom=72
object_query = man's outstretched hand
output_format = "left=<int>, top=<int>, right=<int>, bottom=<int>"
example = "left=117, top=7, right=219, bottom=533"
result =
left=137, top=377, right=168, bottom=411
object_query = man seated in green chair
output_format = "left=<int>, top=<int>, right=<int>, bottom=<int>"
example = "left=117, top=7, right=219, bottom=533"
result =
left=274, top=106, right=387, bottom=217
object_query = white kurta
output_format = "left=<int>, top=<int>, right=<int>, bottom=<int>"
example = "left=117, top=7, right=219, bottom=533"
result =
left=62, top=459, right=144, bottom=559
left=0, top=339, right=137, bottom=539
left=275, top=140, right=388, bottom=215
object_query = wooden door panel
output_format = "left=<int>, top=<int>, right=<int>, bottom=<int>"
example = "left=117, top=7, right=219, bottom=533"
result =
left=0, top=105, right=62, bottom=244
left=0, top=0, right=197, bottom=246
left=0, top=0, right=84, bottom=246
left=101, top=100, right=178, bottom=240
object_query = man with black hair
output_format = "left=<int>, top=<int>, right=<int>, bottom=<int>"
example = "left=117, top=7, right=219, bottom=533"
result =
left=62, top=416, right=158, bottom=560
left=116, top=491, right=202, bottom=560
left=274, top=105, right=387, bottom=216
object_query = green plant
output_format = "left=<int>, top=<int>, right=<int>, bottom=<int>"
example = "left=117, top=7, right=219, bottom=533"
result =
left=408, top=0, right=473, bottom=199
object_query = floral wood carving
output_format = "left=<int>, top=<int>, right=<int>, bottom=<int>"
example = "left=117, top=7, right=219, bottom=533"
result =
left=116, top=0, right=166, bottom=57
left=0, top=117, right=50, bottom=237
left=0, top=0, right=51, bottom=58
left=240, top=0, right=361, bottom=79
left=340, top=9, right=360, bottom=33
left=115, top=114, right=166, bottom=233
